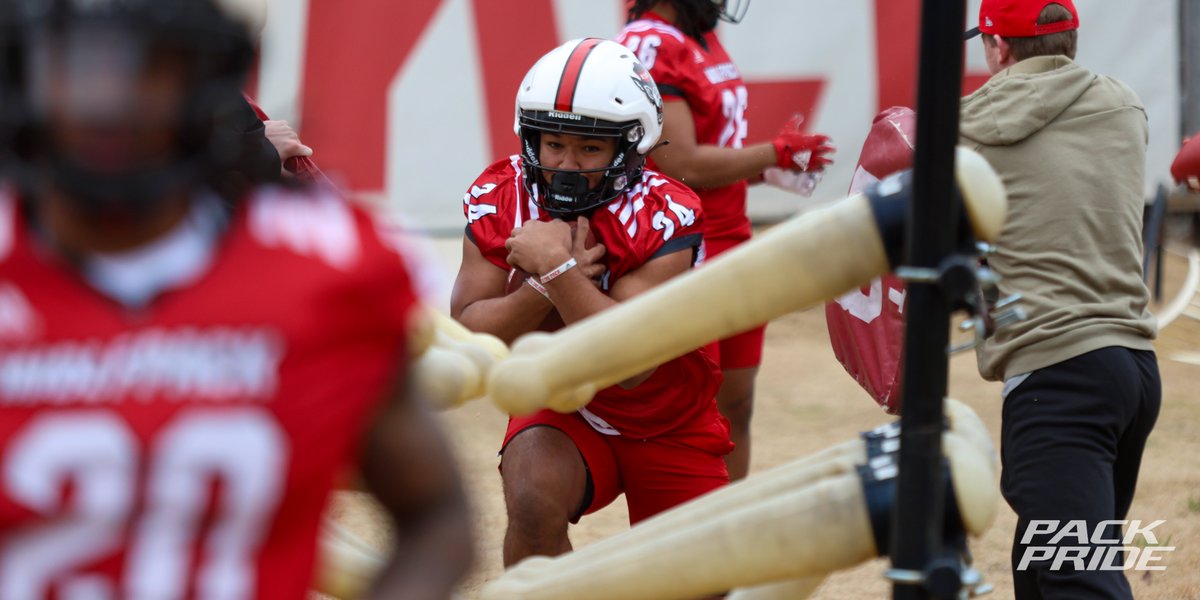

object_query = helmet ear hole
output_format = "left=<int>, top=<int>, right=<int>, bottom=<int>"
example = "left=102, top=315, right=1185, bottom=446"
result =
left=614, top=97, right=624, bottom=105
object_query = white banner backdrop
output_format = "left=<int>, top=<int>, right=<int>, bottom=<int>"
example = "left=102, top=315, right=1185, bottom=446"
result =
left=257, top=0, right=1180, bottom=232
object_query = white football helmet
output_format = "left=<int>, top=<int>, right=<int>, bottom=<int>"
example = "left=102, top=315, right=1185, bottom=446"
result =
left=514, top=38, right=663, bottom=217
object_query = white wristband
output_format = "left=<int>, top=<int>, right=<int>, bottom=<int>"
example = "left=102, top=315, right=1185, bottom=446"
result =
left=539, top=257, right=577, bottom=284
left=525, top=277, right=550, bottom=300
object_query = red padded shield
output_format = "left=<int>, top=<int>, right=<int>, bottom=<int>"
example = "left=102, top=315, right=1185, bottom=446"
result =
left=825, top=107, right=916, bottom=413
left=1172, top=134, right=1200, bottom=191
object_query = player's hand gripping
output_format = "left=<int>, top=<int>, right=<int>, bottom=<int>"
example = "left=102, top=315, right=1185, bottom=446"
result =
left=771, top=115, right=835, bottom=172
left=505, top=218, right=605, bottom=282
left=567, top=217, right=606, bottom=287
left=264, top=120, right=313, bottom=167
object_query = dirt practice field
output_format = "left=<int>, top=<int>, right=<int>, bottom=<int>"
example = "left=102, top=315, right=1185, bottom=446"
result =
left=321, top=246, right=1200, bottom=600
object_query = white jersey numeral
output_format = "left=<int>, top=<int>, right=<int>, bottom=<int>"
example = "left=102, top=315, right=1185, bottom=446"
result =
left=665, top=195, right=696, bottom=228
left=652, top=211, right=675, bottom=242
left=652, top=194, right=698, bottom=243
left=1, top=414, right=137, bottom=600
left=464, top=183, right=498, bottom=224
left=622, top=35, right=662, bottom=70
left=834, top=278, right=907, bottom=323
left=718, top=86, right=749, bottom=149
left=0, top=409, right=288, bottom=600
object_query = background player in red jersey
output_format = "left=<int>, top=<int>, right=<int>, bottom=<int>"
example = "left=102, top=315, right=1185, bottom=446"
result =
left=451, top=39, right=732, bottom=567
left=0, top=1, right=471, bottom=598
left=618, top=0, right=836, bottom=480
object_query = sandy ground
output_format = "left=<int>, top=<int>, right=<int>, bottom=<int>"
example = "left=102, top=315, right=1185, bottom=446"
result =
left=319, top=246, right=1200, bottom=600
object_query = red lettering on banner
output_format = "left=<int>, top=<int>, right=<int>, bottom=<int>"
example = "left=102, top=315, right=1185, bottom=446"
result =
left=471, top=0, right=560, bottom=163
left=874, top=0, right=922, bottom=110
left=745, top=80, right=826, bottom=143
left=300, top=0, right=441, bottom=191
left=873, top=0, right=989, bottom=111
left=290, top=1, right=984, bottom=195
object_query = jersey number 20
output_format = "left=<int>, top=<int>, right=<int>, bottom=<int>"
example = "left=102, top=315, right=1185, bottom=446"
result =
left=0, top=409, right=287, bottom=599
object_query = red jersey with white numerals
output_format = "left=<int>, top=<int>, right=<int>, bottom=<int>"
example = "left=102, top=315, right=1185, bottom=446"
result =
left=0, top=186, right=418, bottom=599
left=617, top=12, right=751, bottom=242
left=464, top=156, right=721, bottom=439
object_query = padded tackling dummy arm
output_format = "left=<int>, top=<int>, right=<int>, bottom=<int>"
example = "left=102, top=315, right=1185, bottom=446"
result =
left=411, top=308, right=510, bottom=410
left=480, top=399, right=998, bottom=600
left=726, top=577, right=825, bottom=600
left=487, top=148, right=1006, bottom=416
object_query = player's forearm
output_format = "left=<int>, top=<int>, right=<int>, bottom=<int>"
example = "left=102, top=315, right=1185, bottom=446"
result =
left=362, top=390, right=474, bottom=600
left=545, top=268, right=618, bottom=326
left=369, top=500, right=473, bottom=600
left=455, top=288, right=555, bottom=344
left=546, top=270, right=655, bottom=388
left=655, top=142, right=775, bottom=190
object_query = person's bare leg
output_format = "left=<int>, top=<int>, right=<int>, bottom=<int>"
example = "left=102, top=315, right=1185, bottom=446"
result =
left=718, top=366, right=758, bottom=480
left=500, top=427, right=588, bottom=567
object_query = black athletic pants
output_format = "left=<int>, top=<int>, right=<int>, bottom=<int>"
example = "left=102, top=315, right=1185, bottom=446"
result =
left=1002, top=346, right=1160, bottom=600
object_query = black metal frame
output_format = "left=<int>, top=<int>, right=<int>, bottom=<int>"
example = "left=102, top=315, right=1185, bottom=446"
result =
left=889, top=1, right=972, bottom=598
left=1142, top=185, right=1169, bottom=302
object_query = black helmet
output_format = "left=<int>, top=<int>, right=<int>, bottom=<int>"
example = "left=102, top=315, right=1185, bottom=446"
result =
left=628, top=0, right=750, bottom=37
left=1, top=0, right=264, bottom=214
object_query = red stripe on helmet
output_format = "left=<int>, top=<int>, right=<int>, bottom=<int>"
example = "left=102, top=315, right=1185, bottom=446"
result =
left=554, top=38, right=603, bottom=113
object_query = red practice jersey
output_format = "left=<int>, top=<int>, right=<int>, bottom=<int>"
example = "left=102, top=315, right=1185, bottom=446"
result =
left=464, top=156, right=721, bottom=439
left=617, top=13, right=751, bottom=242
left=0, top=187, right=418, bottom=599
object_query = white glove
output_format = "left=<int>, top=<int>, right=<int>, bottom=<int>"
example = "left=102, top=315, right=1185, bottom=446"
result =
left=763, top=167, right=823, bottom=197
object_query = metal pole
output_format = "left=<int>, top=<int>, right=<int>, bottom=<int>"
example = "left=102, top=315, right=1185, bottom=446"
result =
left=890, top=0, right=968, bottom=598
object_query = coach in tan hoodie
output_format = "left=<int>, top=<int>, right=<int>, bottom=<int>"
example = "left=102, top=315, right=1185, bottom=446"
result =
left=961, top=1, right=1160, bottom=599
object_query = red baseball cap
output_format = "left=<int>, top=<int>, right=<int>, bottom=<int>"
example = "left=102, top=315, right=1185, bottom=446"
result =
left=965, top=0, right=1079, bottom=39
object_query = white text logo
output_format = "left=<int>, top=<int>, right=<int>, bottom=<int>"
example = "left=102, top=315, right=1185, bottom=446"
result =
left=1017, top=520, right=1175, bottom=572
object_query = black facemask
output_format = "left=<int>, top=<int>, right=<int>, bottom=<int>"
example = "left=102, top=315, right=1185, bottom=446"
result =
left=549, top=171, right=592, bottom=205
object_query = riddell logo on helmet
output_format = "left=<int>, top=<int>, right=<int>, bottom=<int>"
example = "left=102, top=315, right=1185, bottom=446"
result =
left=548, top=111, right=582, bottom=121
left=523, top=139, right=540, bottom=165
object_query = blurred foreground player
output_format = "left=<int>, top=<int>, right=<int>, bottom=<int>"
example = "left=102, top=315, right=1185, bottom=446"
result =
left=0, top=1, right=471, bottom=598
left=618, top=0, right=836, bottom=479
left=450, top=39, right=731, bottom=566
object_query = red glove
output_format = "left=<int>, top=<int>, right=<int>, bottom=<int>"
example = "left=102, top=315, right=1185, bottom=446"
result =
left=772, top=115, right=835, bottom=172
left=1172, top=135, right=1200, bottom=191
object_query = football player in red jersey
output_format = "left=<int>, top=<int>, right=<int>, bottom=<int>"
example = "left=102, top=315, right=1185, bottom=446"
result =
left=618, top=0, right=836, bottom=480
left=0, top=1, right=471, bottom=598
left=451, top=39, right=732, bottom=566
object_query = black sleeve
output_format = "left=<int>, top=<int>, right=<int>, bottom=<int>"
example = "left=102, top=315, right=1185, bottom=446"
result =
left=232, top=97, right=282, bottom=184
left=649, top=232, right=703, bottom=262
left=657, top=83, right=686, bottom=99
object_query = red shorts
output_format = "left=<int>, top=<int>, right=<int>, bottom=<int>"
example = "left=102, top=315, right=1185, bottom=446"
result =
left=501, top=408, right=731, bottom=525
left=704, top=234, right=767, bottom=370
